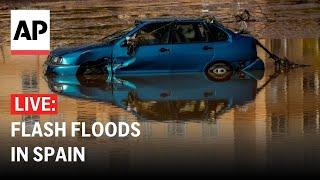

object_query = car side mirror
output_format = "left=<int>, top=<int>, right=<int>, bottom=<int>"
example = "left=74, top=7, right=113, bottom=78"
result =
left=121, top=37, right=129, bottom=47
left=122, top=35, right=139, bottom=56
left=123, top=35, right=137, bottom=46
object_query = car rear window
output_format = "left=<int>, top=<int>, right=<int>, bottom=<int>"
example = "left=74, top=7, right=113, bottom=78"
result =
left=207, top=24, right=228, bottom=42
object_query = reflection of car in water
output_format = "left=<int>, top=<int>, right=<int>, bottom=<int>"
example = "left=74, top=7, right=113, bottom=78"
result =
left=44, top=17, right=264, bottom=81
left=46, top=71, right=264, bottom=121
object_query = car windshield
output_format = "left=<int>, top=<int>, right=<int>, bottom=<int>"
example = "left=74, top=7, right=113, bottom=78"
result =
left=101, top=25, right=136, bottom=43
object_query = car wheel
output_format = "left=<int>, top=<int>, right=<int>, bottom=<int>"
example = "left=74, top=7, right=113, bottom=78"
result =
left=77, top=62, right=104, bottom=76
left=205, top=62, right=233, bottom=82
left=77, top=63, right=105, bottom=85
left=77, top=74, right=107, bottom=87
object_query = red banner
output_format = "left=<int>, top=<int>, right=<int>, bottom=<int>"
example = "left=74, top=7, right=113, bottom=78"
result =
left=11, top=94, right=58, bottom=114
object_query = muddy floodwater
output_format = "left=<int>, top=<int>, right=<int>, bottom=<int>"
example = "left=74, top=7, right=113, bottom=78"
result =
left=1, top=0, right=320, bottom=175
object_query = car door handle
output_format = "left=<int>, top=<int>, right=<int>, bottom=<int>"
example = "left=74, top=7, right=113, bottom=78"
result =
left=160, top=48, right=170, bottom=52
left=203, top=46, right=213, bottom=50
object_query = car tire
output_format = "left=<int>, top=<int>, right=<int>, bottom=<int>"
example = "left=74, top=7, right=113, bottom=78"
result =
left=77, top=74, right=107, bottom=87
left=77, top=63, right=104, bottom=75
left=205, top=62, right=233, bottom=82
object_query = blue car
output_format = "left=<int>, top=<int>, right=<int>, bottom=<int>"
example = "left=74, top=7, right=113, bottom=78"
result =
left=44, top=17, right=264, bottom=81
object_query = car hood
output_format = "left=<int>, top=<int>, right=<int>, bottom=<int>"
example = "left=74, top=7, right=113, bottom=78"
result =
left=50, top=42, right=111, bottom=56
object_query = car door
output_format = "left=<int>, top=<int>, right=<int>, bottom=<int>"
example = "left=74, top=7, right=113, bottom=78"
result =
left=114, top=22, right=173, bottom=74
left=171, top=21, right=214, bottom=72
left=206, top=23, right=232, bottom=60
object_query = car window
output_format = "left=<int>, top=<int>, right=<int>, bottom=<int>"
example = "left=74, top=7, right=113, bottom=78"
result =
left=102, top=25, right=136, bottom=43
left=207, top=24, right=228, bottom=42
left=172, top=22, right=209, bottom=43
left=136, top=22, right=171, bottom=45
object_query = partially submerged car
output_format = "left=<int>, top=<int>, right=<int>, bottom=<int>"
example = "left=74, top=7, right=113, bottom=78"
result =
left=44, top=17, right=264, bottom=80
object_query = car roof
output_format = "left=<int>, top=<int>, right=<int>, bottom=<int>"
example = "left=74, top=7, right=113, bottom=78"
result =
left=137, top=17, right=205, bottom=24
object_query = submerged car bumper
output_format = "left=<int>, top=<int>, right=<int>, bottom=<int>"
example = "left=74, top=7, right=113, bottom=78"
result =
left=43, top=64, right=80, bottom=76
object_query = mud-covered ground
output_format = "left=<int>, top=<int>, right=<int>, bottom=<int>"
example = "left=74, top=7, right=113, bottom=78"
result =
left=0, top=0, right=319, bottom=47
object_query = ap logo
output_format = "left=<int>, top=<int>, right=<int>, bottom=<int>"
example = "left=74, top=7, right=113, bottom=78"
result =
left=11, top=10, right=50, bottom=55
